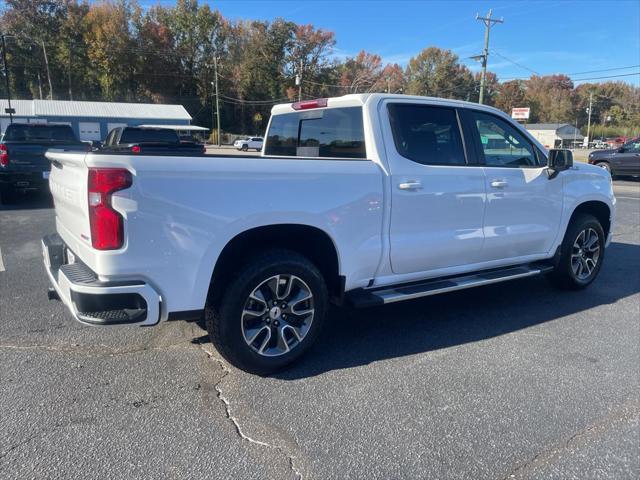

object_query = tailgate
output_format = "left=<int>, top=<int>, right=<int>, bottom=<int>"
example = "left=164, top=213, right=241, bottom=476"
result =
left=6, top=143, right=49, bottom=171
left=7, top=142, right=87, bottom=172
left=47, top=151, right=91, bottom=251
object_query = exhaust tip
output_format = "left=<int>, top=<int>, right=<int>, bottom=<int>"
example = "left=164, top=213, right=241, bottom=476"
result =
left=47, top=287, right=60, bottom=301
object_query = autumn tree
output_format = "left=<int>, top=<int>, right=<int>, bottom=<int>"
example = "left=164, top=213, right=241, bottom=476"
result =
left=494, top=80, right=526, bottom=114
left=524, top=74, right=576, bottom=123
left=134, top=5, right=182, bottom=103
left=473, top=71, right=498, bottom=105
left=1, top=1, right=637, bottom=137
left=83, top=1, right=138, bottom=101
left=286, top=24, right=335, bottom=98
left=405, top=47, right=475, bottom=100
left=338, top=50, right=383, bottom=93
left=380, top=63, right=405, bottom=94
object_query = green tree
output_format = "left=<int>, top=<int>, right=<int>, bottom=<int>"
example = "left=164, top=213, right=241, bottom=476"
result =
left=405, top=47, right=475, bottom=100
left=1, top=0, right=70, bottom=99
left=57, top=1, right=95, bottom=100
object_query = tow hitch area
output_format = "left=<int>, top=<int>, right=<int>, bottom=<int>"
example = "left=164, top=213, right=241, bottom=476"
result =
left=47, top=287, right=60, bottom=301
left=42, top=233, right=161, bottom=326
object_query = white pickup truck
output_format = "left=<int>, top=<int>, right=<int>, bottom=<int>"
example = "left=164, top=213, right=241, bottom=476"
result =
left=43, top=94, right=615, bottom=374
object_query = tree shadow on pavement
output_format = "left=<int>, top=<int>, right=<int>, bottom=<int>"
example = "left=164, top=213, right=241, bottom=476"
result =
left=273, top=241, right=640, bottom=380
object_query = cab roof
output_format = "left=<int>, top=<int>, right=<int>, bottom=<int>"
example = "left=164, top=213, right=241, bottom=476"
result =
left=270, top=93, right=506, bottom=117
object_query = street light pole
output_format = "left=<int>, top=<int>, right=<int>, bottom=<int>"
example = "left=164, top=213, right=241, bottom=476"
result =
left=1, top=34, right=13, bottom=123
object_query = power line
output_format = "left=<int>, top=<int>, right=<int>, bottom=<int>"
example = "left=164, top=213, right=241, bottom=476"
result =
left=219, top=94, right=291, bottom=104
left=567, top=64, right=640, bottom=76
left=571, top=72, right=640, bottom=81
left=500, top=71, right=640, bottom=82
left=490, top=50, right=539, bottom=75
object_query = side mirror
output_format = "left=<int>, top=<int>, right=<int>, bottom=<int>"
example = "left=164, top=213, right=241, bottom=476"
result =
left=547, top=149, right=573, bottom=178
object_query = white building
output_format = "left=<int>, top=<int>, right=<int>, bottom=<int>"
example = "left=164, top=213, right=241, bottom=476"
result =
left=0, top=99, right=192, bottom=141
left=525, top=123, right=584, bottom=149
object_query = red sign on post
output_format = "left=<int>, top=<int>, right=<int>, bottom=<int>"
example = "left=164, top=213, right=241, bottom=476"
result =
left=511, top=107, right=530, bottom=120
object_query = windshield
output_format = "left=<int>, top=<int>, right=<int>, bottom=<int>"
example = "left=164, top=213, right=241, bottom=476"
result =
left=4, top=124, right=77, bottom=142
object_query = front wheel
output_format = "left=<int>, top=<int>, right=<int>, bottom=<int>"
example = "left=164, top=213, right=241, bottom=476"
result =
left=205, top=249, right=328, bottom=375
left=241, top=144, right=248, bottom=152
left=547, top=214, right=605, bottom=290
left=595, top=161, right=612, bottom=174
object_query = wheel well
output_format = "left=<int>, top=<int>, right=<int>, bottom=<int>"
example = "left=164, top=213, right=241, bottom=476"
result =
left=570, top=201, right=611, bottom=238
left=209, top=224, right=342, bottom=304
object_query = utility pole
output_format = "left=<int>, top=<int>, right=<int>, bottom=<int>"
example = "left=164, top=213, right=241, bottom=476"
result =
left=295, top=60, right=303, bottom=102
left=41, top=40, right=53, bottom=100
left=214, top=82, right=216, bottom=143
left=1, top=34, right=13, bottom=123
left=586, top=91, right=593, bottom=146
left=475, top=9, right=503, bottom=105
left=213, top=54, right=221, bottom=146
left=68, top=44, right=73, bottom=100
left=37, top=71, right=43, bottom=99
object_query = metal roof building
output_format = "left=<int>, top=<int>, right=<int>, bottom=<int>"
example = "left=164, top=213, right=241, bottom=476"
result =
left=0, top=99, right=191, bottom=141
left=525, top=123, right=585, bottom=148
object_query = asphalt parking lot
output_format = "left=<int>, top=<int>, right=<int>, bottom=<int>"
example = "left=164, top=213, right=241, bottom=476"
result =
left=1, top=180, right=638, bottom=480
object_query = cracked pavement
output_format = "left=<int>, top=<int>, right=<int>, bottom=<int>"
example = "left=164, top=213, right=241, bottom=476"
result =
left=1, top=180, right=639, bottom=479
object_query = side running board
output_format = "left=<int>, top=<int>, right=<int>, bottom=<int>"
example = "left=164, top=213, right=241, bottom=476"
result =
left=348, top=264, right=553, bottom=308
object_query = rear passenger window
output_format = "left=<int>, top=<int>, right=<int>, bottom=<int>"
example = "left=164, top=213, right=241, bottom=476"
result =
left=265, top=107, right=366, bottom=158
left=387, top=104, right=466, bottom=165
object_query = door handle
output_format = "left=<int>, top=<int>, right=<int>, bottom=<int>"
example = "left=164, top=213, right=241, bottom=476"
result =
left=490, top=180, right=508, bottom=189
left=398, top=181, right=422, bottom=191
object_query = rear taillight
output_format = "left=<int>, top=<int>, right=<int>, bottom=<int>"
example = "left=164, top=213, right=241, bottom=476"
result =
left=131, top=145, right=141, bottom=153
left=0, top=144, right=8, bottom=167
left=88, top=168, right=132, bottom=250
left=291, top=98, right=328, bottom=110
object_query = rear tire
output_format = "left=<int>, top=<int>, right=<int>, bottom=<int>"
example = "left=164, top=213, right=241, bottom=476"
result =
left=205, top=249, right=328, bottom=375
left=547, top=213, right=605, bottom=290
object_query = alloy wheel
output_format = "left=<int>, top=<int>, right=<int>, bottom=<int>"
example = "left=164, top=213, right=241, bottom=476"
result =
left=571, top=228, right=600, bottom=281
left=241, top=274, right=314, bottom=357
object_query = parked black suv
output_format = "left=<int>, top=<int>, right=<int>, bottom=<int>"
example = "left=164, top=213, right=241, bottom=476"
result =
left=588, top=137, right=640, bottom=177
